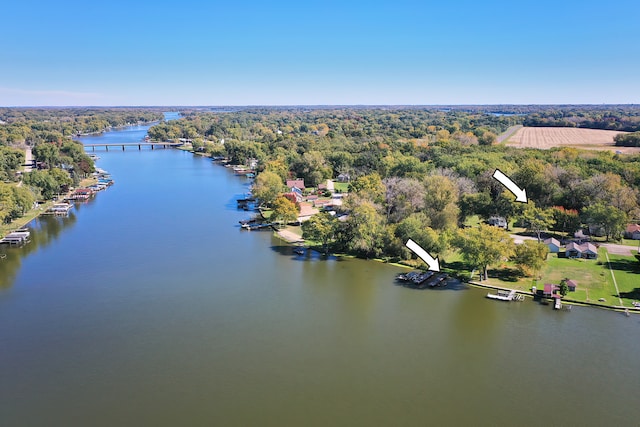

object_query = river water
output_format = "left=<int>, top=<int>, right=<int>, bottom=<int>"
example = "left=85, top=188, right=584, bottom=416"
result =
left=1, top=121, right=639, bottom=426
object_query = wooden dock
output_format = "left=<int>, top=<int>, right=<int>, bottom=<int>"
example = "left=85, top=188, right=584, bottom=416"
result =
left=241, top=222, right=274, bottom=230
left=487, top=289, right=525, bottom=301
left=554, top=296, right=562, bottom=310
left=396, top=271, right=448, bottom=289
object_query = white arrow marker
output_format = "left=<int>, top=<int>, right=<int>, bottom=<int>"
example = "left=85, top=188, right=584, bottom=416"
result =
left=406, top=239, right=440, bottom=272
left=492, top=169, right=528, bottom=203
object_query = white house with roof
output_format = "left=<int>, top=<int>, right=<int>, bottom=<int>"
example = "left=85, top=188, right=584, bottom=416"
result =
left=565, top=242, right=598, bottom=259
left=544, top=237, right=561, bottom=253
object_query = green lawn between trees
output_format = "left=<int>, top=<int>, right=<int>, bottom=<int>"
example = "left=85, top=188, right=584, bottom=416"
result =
left=446, top=247, right=639, bottom=307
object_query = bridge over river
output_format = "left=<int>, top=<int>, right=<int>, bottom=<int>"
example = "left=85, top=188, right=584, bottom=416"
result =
left=83, top=142, right=183, bottom=151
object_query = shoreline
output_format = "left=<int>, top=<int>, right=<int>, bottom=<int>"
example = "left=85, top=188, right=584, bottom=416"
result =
left=193, top=147, right=640, bottom=315
left=0, top=176, right=98, bottom=240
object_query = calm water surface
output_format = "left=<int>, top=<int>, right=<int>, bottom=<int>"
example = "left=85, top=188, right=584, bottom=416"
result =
left=1, top=124, right=639, bottom=426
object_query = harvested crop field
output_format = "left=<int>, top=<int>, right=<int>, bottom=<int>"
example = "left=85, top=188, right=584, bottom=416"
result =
left=506, top=127, right=640, bottom=153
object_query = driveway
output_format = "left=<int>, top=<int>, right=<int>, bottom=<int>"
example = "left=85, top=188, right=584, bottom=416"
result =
left=602, top=243, right=635, bottom=256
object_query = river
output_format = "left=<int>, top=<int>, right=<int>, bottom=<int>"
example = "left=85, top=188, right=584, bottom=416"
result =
left=1, top=120, right=639, bottom=426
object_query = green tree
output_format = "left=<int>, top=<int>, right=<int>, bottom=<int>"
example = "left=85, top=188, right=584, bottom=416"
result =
left=302, top=212, right=338, bottom=254
left=478, top=130, right=497, bottom=146
left=395, top=213, right=447, bottom=259
left=558, top=278, right=569, bottom=297
left=520, top=203, right=555, bottom=242
left=32, top=143, right=60, bottom=169
left=349, top=173, right=385, bottom=204
left=23, top=170, right=58, bottom=200
left=9, top=185, right=35, bottom=220
left=551, top=206, right=581, bottom=235
left=343, top=201, right=386, bottom=258
left=512, top=241, right=549, bottom=277
left=271, top=195, right=299, bottom=226
left=582, top=202, right=628, bottom=241
left=455, top=224, right=515, bottom=281
left=252, top=171, right=284, bottom=207
left=0, top=183, right=17, bottom=223
left=48, top=168, right=73, bottom=193
left=423, top=175, right=459, bottom=230
left=295, top=150, right=330, bottom=187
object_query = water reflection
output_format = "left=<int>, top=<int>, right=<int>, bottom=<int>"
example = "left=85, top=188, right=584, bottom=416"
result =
left=0, top=212, right=78, bottom=289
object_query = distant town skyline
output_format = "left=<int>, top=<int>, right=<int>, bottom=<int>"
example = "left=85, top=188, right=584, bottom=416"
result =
left=2, top=0, right=639, bottom=106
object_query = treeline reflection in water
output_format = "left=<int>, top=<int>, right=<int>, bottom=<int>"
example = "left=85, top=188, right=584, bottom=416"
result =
left=0, top=202, right=91, bottom=288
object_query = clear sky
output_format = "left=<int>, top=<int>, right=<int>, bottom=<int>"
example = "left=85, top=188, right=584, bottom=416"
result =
left=1, top=0, right=639, bottom=106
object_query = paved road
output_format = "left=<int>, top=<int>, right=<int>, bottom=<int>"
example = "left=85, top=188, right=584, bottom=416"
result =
left=23, top=147, right=33, bottom=172
left=603, top=242, right=635, bottom=256
left=510, top=234, right=635, bottom=256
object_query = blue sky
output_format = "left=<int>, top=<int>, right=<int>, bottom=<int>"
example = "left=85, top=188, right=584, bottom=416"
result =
left=1, top=0, right=639, bottom=106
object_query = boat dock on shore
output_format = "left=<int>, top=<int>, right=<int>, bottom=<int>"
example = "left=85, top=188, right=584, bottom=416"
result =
left=0, top=229, right=31, bottom=245
left=487, top=289, right=525, bottom=301
left=43, top=203, right=73, bottom=216
left=396, top=271, right=448, bottom=289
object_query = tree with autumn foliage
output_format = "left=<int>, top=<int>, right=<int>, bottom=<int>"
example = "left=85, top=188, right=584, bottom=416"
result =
left=270, top=195, right=299, bottom=226
left=454, top=224, right=515, bottom=281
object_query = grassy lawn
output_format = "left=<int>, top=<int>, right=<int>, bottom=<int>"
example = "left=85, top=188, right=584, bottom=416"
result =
left=606, top=252, right=640, bottom=305
left=473, top=247, right=639, bottom=307
left=621, top=238, right=640, bottom=248
left=540, top=252, right=614, bottom=303
left=333, top=182, right=349, bottom=192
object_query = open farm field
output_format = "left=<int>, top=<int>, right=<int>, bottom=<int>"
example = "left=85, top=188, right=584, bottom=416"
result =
left=506, top=126, right=640, bottom=153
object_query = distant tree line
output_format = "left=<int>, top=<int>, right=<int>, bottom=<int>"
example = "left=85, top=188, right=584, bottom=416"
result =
left=614, top=131, right=640, bottom=147
left=523, top=106, right=640, bottom=131
left=0, top=108, right=163, bottom=145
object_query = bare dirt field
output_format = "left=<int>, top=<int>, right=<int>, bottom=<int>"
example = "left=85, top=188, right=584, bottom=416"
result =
left=506, top=127, right=640, bottom=154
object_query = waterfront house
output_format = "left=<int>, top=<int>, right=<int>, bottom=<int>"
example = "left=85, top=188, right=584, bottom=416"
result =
left=624, top=224, right=640, bottom=240
left=286, top=179, right=305, bottom=190
left=544, top=237, right=561, bottom=253
left=565, top=242, right=597, bottom=259
left=487, top=216, right=507, bottom=228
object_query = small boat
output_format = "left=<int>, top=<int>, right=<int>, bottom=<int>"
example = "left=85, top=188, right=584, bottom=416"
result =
left=294, top=247, right=305, bottom=255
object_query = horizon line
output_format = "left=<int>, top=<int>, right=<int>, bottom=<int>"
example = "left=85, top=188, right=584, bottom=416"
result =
left=2, top=103, right=640, bottom=109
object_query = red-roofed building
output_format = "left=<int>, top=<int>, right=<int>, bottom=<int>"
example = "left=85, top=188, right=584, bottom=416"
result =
left=625, top=224, right=640, bottom=240
left=543, top=284, right=558, bottom=297
left=286, top=179, right=305, bottom=190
